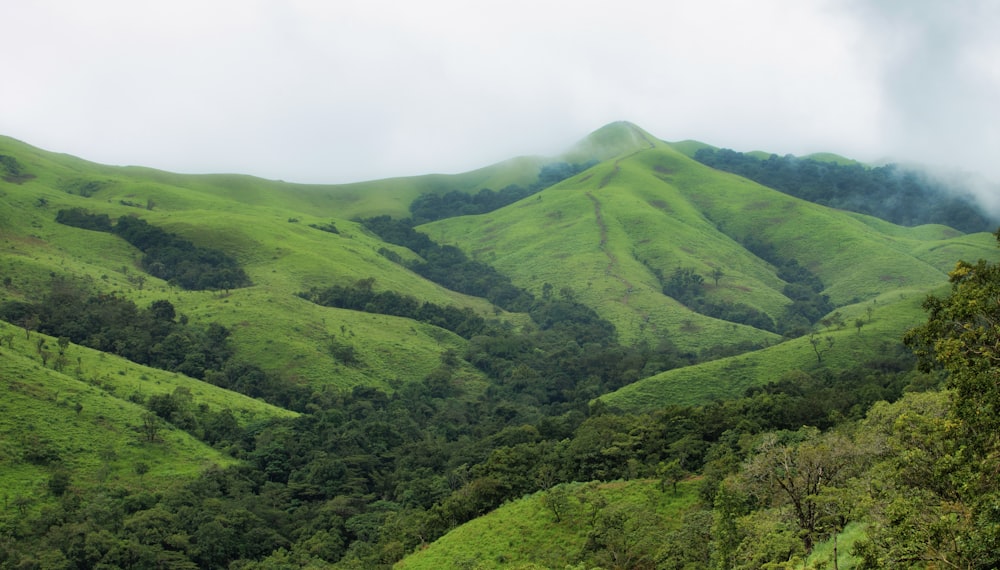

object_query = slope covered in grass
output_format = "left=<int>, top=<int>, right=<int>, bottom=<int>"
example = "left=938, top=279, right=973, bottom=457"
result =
left=421, top=123, right=995, bottom=356
left=597, top=288, right=932, bottom=411
left=5, top=123, right=996, bottom=404
left=0, top=135, right=518, bottom=391
left=396, top=479, right=699, bottom=570
left=0, top=327, right=253, bottom=513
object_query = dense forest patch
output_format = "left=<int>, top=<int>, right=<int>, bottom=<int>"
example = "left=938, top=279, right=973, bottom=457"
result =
left=407, top=161, right=596, bottom=224
left=299, top=278, right=487, bottom=339
left=361, top=215, right=534, bottom=312
left=55, top=209, right=252, bottom=291
left=0, top=154, right=34, bottom=183
left=0, top=277, right=310, bottom=413
left=693, top=147, right=997, bottom=233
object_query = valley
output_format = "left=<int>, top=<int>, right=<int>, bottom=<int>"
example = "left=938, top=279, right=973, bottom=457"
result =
left=1, top=122, right=998, bottom=568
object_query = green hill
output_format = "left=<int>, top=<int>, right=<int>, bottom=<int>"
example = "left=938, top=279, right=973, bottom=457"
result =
left=396, top=479, right=700, bottom=570
left=2, top=122, right=998, bottom=569
left=0, top=319, right=296, bottom=514
left=598, top=287, right=935, bottom=411
left=0, top=135, right=517, bottom=392
left=421, top=123, right=995, bottom=353
left=4, top=122, right=995, bottom=408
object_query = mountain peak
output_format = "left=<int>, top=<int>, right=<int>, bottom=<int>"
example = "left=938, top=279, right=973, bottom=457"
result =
left=564, top=121, right=659, bottom=162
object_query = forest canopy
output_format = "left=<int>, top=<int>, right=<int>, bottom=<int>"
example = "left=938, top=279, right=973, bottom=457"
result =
left=693, top=148, right=997, bottom=233
left=55, top=210, right=252, bottom=291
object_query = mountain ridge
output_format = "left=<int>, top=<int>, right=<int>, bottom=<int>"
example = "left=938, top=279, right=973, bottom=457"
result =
left=3, top=122, right=1000, bottom=569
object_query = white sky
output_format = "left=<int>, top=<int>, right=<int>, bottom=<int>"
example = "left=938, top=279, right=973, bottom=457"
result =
left=2, top=0, right=999, bottom=207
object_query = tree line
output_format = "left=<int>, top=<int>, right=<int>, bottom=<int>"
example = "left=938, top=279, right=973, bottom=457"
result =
left=407, top=161, right=597, bottom=224
left=361, top=215, right=534, bottom=312
left=0, top=276, right=312, bottom=414
left=299, top=278, right=487, bottom=339
left=7, top=230, right=999, bottom=568
left=55, top=208, right=252, bottom=291
left=0, top=277, right=231, bottom=379
left=694, top=147, right=997, bottom=233
left=651, top=243, right=833, bottom=337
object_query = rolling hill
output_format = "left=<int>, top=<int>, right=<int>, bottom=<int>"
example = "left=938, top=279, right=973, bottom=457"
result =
left=2, top=121, right=998, bottom=568
left=421, top=121, right=995, bottom=353
left=3, top=120, right=996, bottom=412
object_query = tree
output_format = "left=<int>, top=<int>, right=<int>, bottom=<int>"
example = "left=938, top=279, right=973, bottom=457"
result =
left=904, top=236, right=1000, bottom=451
left=585, top=502, right=660, bottom=570
left=541, top=485, right=570, bottom=523
left=657, top=459, right=685, bottom=495
left=141, top=412, right=161, bottom=442
left=741, top=427, right=866, bottom=551
left=22, top=314, right=38, bottom=339
left=854, top=317, right=865, bottom=335
left=47, top=470, right=71, bottom=496
left=711, top=267, right=725, bottom=287
left=852, top=392, right=971, bottom=569
left=897, top=230, right=1000, bottom=567
left=808, top=333, right=834, bottom=364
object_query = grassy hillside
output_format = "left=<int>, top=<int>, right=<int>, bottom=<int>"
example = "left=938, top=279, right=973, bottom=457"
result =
left=396, top=478, right=700, bottom=570
left=0, top=135, right=523, bottom=391
left=3, top=122, right=997, bottom=569
left=4, top=123, right=995, bottom=407
left=421, top=125, right=995, bottom=352
left=0, top=319, right=299, bottom=517
left=395, top=476, right=868, bottom=570
left=597, top=287, right=933, bottom=412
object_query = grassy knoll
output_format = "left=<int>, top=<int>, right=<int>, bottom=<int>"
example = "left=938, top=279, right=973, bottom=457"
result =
left=0, top=330, right=246, bottom=517
left=422, top=131, right=995, bottom=355
left=0, top=316, right=298, bottom=522
left=0, top=135, right=514, bottom=391
left=597, top=287, right=937, bottom=411
left=421, top=143, right=784, bottom=350
left=396, top=478, right=700, bottom=570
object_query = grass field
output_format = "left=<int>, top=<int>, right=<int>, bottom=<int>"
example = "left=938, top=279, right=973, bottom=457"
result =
left=3, top=122, right=996, bottom=537
left=396, top=478, right=700, bottom=570
left=422, top=127, right=997, bottom=354
left=0, top=324, right=272, bottom=517
left=5, top=123, right=995, bottom=410
left=597, top=287, right=936, bottom=411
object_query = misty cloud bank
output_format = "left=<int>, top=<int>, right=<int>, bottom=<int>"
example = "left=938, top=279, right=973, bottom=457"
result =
left=0, top=0, right=998, bottom=215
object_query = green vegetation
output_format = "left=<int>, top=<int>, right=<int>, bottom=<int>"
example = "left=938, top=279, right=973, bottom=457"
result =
left=397, top=479, right=700, bottom=570
left=407, top=160, right=595, bottom=224
left=56, top=208, right=252, bottom=291
left=2, top=123, right=1000, bottom=569
left=300, top=277, right=488, bottom=338
left=692, top=147, right=997, bottom=233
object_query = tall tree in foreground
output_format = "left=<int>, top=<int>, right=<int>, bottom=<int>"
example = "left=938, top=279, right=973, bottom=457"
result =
left=857, top=229, right=1000, bottom=568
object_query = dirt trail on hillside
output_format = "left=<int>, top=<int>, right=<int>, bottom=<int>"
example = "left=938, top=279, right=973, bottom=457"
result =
left=588, top=126, right=656, bottom=303
left=587, top=192, right=634, bottom=305
left=597, top=126, right=658, bottom=189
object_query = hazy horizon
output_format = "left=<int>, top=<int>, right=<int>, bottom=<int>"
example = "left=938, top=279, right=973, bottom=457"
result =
left=2, top=0, right=998, bottom=214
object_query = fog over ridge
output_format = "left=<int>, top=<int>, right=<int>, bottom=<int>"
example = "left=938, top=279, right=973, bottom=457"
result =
left=0, top=0, right=997, bottom=215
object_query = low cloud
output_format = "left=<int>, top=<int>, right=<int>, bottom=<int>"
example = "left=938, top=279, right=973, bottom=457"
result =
left=1, top=0, right=998, bottom=199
